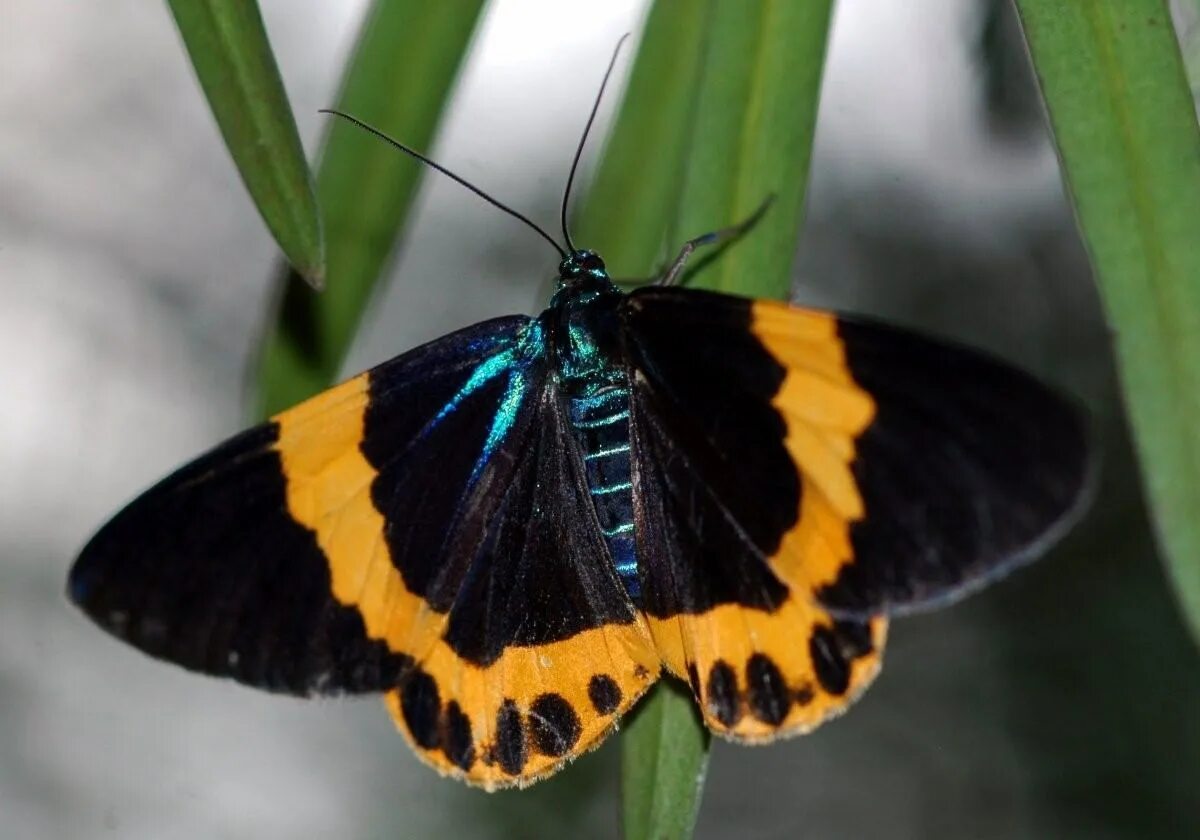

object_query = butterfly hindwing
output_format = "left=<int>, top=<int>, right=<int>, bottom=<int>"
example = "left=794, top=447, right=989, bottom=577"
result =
left=620, top=287, right=885, bottom=740
left=384, top=379, right=659, bottom=788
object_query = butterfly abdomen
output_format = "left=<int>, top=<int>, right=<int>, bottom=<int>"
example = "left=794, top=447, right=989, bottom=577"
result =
left=546, top=275, right=641, bottom=600
left=568, top=387, right=639, bottom=600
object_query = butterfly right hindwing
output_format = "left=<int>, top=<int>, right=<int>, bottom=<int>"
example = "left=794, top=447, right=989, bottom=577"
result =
left=618, top=285, right=1088, bottom=740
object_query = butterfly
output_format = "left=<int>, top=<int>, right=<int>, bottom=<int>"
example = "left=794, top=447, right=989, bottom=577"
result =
left=67, top=44, right=1091, bottom=791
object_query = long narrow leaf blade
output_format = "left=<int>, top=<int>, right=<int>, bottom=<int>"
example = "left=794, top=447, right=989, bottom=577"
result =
left=256, top=1, right=486, bottom=415
left=1015, top=0, right=1200, bottom=644
left=574, top=1, right=712, bottom=275
left=620, top=685, right=710, bottom=840
left=167, top=0, right=324, bottom=288
left=676, top=0, right=834, bottom=300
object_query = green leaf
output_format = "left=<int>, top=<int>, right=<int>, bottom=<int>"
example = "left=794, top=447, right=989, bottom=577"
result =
left=620, top=684, right=710, bottom=840
left=1015, top=1, right=1200, bottom=645
left=167, top=0, right=325, bottom=288
left=577, top=1, right=836, bottom=837
left=573, top=2, right=711, bottom=274
left=675, top=0, right=834, bottom=300
left=255, top=1, right=486, bottom=416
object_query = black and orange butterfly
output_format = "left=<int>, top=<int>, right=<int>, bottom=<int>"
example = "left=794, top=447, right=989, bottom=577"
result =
left=67, top=47, right=1091, bottom=790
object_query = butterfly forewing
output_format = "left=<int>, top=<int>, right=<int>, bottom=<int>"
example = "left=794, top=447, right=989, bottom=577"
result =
left=69, top=316, right=531, bottom=694
left=814, top=314, right=1092, bottom=615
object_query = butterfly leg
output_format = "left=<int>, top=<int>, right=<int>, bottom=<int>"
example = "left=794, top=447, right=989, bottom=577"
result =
left=656, top=195, right=775, bottom=287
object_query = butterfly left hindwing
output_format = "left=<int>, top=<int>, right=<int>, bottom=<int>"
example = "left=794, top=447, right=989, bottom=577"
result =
left=384, top=376, right=658, bottom=788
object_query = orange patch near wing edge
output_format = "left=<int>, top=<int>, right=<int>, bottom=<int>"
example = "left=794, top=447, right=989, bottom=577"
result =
left=273, top=374, right=445, bottom=660
left=386, top=620, right=660, bottom=790
left=648, top=600, right=886, bottom=743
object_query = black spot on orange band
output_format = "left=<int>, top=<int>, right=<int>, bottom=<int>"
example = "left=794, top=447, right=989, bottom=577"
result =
left=588, top=674, right=622, bottom=715
left=529, top=693, right=582, bottom=757
left=400, top=670, right=441, bottom=749
left=835, top=620, right=875, bottom=659
left=442, top=701, right=475, bottom=771
left=706, top=660, right=741, bottom=727
left=495, top=700, right=526, bottom=776
left=746, top=654, right=790, bottom=725
left=809, top=627, right=850, bottom=696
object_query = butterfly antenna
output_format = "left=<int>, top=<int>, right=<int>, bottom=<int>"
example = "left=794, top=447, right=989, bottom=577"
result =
left=320, top=109, right=567, bottom=260
left=559, top=33, right=631, bottom=254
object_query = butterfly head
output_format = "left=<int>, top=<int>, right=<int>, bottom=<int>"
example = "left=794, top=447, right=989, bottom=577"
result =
left=558, top=250, right=609, bottom=287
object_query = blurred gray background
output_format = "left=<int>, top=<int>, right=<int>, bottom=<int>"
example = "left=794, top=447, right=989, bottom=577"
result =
left=3, top=1, right=1198, bottom=838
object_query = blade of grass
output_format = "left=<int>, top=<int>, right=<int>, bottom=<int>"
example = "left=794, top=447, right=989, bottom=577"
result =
left=578, top=1, right=836, bottom=837
left=255, top=1, right=486, bottom=415
left=675, top=0, right=834, bottom=299
left=1015, top=1, right=1200, bottom=644
left=167, top=0, right=324, bottom=288
left=619, top=684, right=710, bottom=840
left=573, top=1, right=712, bottom=275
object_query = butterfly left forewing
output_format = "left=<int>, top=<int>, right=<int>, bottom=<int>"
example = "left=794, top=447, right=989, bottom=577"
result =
left=68, top=316, right=532, bottom=694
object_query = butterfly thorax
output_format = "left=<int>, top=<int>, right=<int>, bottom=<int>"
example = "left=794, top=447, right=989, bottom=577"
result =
left=544, top=252, right=640, bottom=600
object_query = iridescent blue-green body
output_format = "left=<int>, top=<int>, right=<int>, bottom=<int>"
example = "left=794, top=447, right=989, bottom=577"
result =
left=544, top=251, right=640, bottom=599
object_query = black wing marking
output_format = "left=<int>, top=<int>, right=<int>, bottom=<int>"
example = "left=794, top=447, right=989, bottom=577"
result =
left=435, top=378, right=643, bottom=665
left=619, top=288, right=794, bottom=618
left=822, top=316, right=1093, bottom=615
